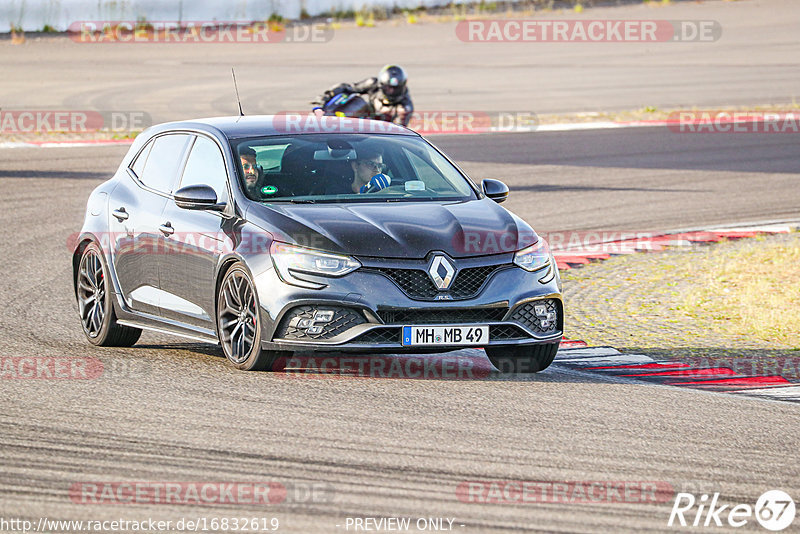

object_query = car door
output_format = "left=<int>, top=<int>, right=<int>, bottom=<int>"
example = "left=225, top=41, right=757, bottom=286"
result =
left=157, top=134, right=233, bottom=328
left=108, top=133, right=192, bottom=316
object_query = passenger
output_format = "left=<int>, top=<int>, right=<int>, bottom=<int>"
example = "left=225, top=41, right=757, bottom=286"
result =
left=239, top=146, right=263, bottom=197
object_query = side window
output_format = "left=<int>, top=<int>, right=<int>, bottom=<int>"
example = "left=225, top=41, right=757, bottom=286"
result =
left=138, top=134, right=191, bottom=194
left=130, top=140, right=153, bottom=178
left=180, top=136, right=229, bottom=202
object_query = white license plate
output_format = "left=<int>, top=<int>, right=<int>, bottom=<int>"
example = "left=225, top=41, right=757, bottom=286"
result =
left=402, top=325, right=488, bottom=346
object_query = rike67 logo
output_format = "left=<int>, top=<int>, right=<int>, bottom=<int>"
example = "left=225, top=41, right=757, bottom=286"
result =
left=669, top=490, right=796, bottom=531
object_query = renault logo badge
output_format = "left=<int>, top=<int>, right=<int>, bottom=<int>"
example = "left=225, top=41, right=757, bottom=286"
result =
left=428, top=255, right=455, bottom=290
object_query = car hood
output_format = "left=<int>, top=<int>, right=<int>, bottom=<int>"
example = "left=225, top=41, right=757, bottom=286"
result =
left=248, top=199, right=538, bottom=259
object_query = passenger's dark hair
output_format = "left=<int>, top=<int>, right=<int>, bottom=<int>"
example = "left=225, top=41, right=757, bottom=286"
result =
left=239, top=146, right=257, bottom=159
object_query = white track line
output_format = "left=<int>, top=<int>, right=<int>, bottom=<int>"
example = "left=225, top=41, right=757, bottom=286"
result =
left=558, top=347, right=800, bottom=403
left=535, top=121, right=659, bottom=132
left=0, top=142, right=39, bottom=149
left=10, top=115, right=800, bottom=149
left=0, top=140, right=134, bottom=149
left=557, top=354, right=656, bottom=366
left=711, top=225, right=794, bottom=233
left=729, top=385, right=800, bottom=401
left=668, top=219, right=800, bottom=234
left=556, top=347, right=621, bottom=359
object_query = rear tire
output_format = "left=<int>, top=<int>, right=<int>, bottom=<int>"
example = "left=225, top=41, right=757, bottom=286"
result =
left=216, top=263, right=283, bottom=371
left=485, top=342, right=559, bottom=374
left=76, top=242, right=142, bottom=347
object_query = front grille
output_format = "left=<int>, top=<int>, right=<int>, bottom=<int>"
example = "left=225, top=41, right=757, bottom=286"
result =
left=373, top=265, right=505, bottom=300
left=509, top=299, right=561, bottom=334
left=275, top=305, right=366, bottom=340
left=378, top=307, right=508, bottom=325
left=353, top=328, right=401, bottom=344
left=451, top=265, right=499, bottom=296
left=380, top=268, right=437, bottom=298
left=490, top=324, right=530, bottom=340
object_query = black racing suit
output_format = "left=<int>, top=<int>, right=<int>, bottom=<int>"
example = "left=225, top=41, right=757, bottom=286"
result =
left=313, top=77, right=414, bottom=127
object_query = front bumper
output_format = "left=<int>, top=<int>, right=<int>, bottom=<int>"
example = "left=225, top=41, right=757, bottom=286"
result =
left=254, top=254, right=562, bottom=353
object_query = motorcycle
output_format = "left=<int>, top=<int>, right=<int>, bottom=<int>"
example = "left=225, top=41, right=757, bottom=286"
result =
left=314, top=90, right=372, bottom=119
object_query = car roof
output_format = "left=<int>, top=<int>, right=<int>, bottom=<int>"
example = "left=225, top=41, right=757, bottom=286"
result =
left=147, top=115, right=419, bottom=140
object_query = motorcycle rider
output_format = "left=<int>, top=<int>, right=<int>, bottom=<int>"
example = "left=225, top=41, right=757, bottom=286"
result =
left=312, top=65, right=414, bottom=127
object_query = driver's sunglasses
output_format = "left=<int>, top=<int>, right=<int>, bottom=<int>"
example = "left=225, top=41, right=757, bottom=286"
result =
left=242, top=163, right=256, bottom=171
left=359, top=160, right=387, bottom=172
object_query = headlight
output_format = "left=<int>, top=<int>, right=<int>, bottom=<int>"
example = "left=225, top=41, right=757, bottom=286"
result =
left=513, top=239, right=551, bottom=272
left=270, top=241, right=361, bottom=288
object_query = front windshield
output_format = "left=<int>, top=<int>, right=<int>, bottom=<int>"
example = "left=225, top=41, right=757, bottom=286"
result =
left=232, top=134, right=477, bottom=203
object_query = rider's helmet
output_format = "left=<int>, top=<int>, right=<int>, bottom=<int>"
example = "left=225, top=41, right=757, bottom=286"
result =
left=377, top=65, right=408, bottom=104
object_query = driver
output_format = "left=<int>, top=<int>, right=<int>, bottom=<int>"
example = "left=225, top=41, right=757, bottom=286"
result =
left=351, top=149, right=391, bottom=193
left=325, top=148, right=391, bottom=194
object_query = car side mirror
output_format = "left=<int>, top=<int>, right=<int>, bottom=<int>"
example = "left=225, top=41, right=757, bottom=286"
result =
left=482, top=179, right=509, bottom=203
left=174, top=184, right=225, bottom=211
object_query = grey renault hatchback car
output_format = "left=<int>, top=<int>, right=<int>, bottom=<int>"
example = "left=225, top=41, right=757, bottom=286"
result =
left=73, top=115, right=562, bottom=373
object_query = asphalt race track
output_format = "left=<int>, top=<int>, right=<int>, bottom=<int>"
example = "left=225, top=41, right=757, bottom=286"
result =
left=2, top=0, right=800, bottom=531
left=3, top=1, right=800, bottom=122
left=1, top=125, right=799, bottom=533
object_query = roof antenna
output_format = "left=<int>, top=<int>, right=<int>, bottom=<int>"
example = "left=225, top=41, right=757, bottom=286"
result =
left=231, top=67, right=244, bottom=117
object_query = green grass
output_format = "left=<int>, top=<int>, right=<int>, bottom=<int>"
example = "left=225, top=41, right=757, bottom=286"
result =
left=683, top=234, right=800, bottom=347
left=561, top=231, right=800, bottom=352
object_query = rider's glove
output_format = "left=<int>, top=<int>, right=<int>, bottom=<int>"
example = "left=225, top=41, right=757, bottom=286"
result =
left=359, top=173, right=391, bottom=194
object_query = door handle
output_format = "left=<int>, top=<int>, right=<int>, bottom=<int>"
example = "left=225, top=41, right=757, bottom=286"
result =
left=159, top=222, right=175, bottom=236
left=112, top=207, right=129, bottom=222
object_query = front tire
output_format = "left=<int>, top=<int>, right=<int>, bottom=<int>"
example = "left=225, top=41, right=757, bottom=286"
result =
left=485, top=342, right=559, bottom=374
left=76, top=243, right=141, bottom=347
left=216, top=264, right=282, bottom=371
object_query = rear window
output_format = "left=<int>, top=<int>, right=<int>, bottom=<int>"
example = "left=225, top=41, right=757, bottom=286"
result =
left=130, top=140, right=153, bottom=178
left=137, top=134, right=192, bottom=194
